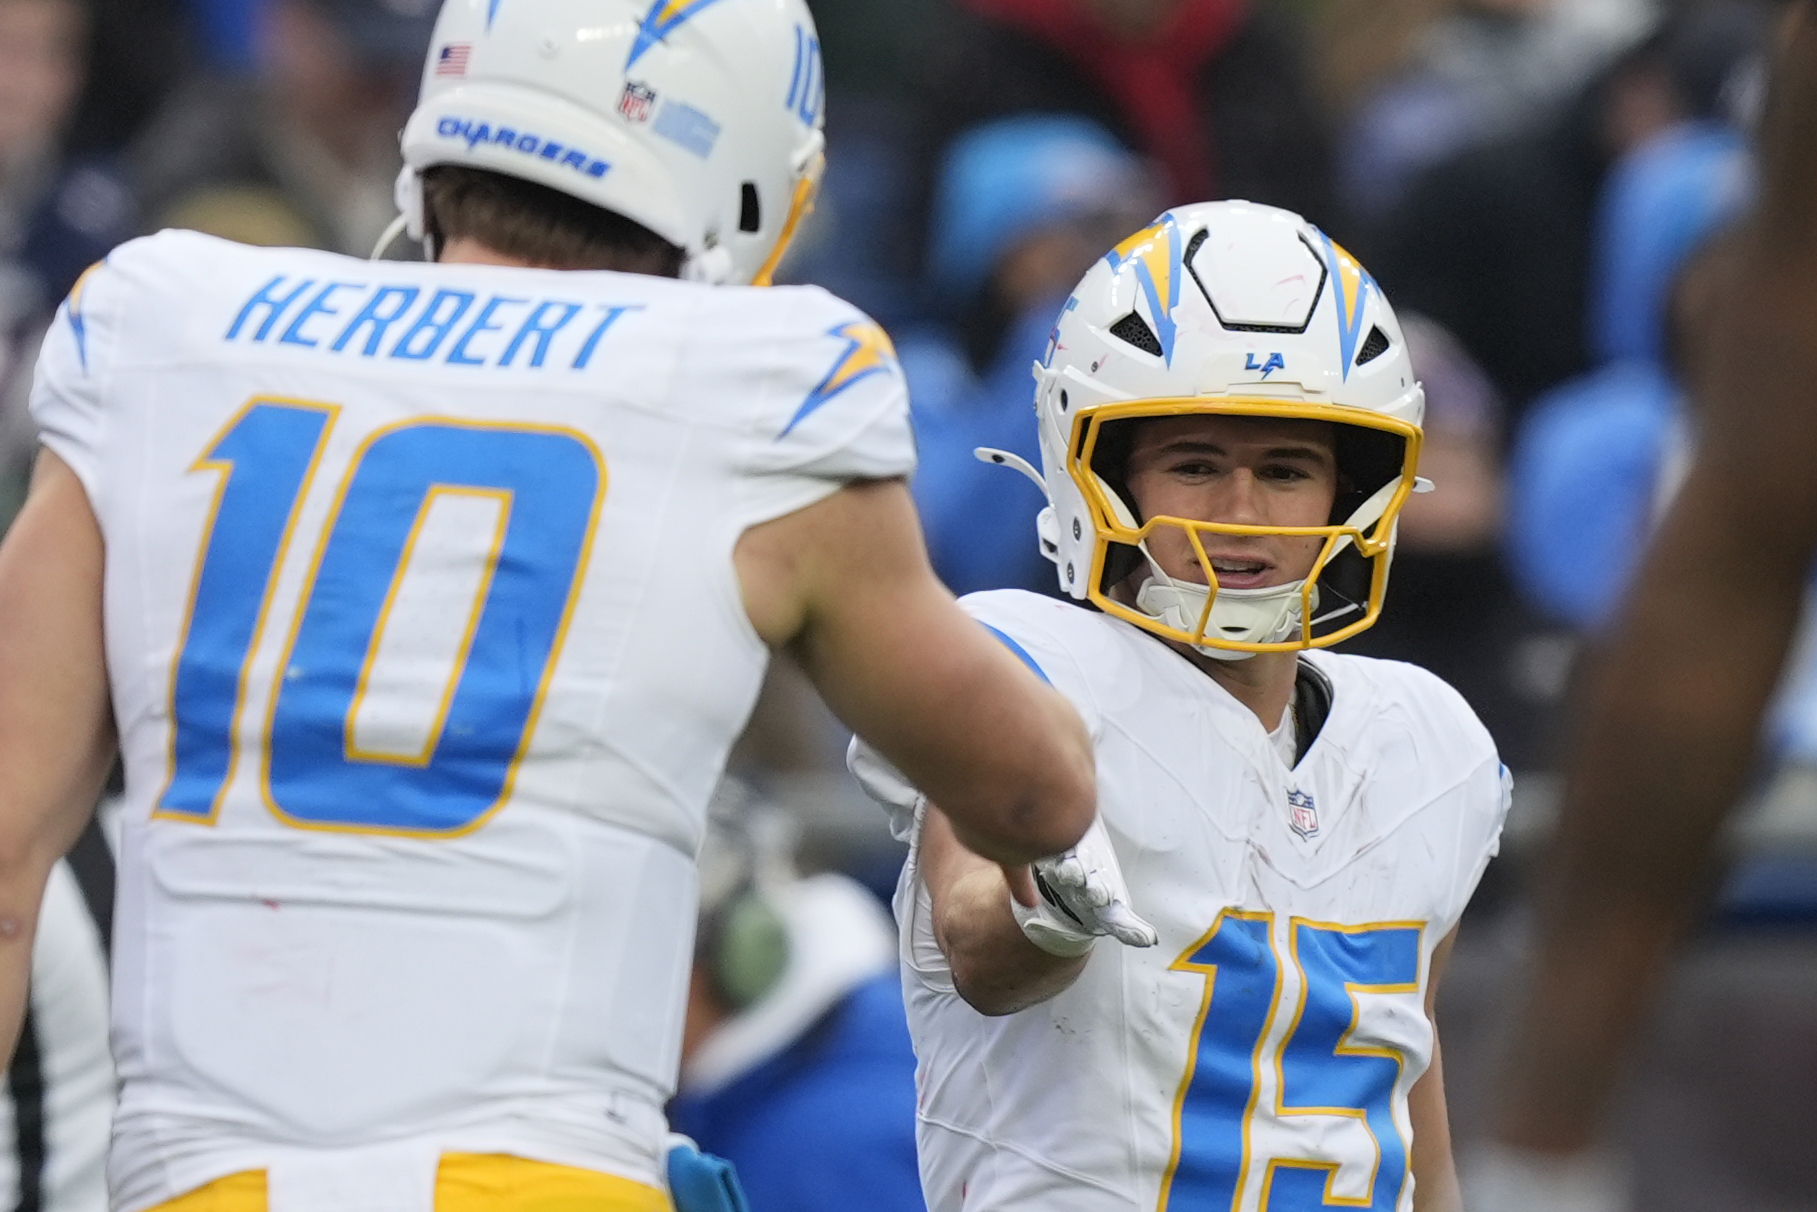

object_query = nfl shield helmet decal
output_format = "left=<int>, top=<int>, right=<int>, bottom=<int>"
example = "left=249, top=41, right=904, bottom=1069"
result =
left=618, top=81, right=658, bottom=123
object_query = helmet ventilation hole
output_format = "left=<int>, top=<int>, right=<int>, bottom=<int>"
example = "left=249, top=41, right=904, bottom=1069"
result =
left=739, top=184, right=762, bottom=233
left=1109, top=312, right=1163, bottom=357
left=1060, top=390, right=1069, bottom=411
left=1355, top=326, right=1391, bottom=366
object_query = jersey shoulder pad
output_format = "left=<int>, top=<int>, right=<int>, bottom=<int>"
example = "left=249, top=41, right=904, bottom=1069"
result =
left=959, top=591, right=1110, bottom=732
left=1309, top=652, right=1510, bottom=864
left=28, top=238, right=148, bottom=499
left=710, top=286, right=914, bottom=532
left=29, top=232, right=321, bottom=501
left=1311, top=651, right=1496, bottom=767
left=723, top=285, right=913, bottom=481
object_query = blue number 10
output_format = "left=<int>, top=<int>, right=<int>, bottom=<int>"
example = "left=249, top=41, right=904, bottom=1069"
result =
left=1162, top=913, right=1423, bottom=1211
left=155, top=399, right=604, bottom=837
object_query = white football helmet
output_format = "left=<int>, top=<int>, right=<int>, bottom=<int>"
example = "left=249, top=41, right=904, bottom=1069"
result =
left=393, top=0, right=827, bottom=284
left=985, top=200, right=1427, bottom=659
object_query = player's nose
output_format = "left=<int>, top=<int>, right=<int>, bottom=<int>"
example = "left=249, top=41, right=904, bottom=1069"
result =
left=1213, top=469, right=1268, bottom=525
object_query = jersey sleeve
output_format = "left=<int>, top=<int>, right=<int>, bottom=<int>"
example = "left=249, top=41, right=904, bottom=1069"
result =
left=29, top=256, right=124, bottom=505
left=1420, top=673, right=1514, bottom=933
left=959, top=591, right=1104, bottom=742
left=846, top=739, right=926, bottom=846
left=1443, top=757, right=1513, bottom=933
left=729, top=288, right=916, bottom=530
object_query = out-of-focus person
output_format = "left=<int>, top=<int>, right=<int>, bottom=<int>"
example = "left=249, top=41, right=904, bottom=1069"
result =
left=131, top=0, right=435, bottom=254
left=670, top=792, right=921, bottom=1212
left=2, top=818, right=113, bottom=1212
left=852, top=198, right=1510, bottom=1212
left=0, top=0, right=1101, bottom=1208
left=908, top=0, right=1334, bottom=259
left=1335, top=0, right=1656, bottom=224
left=903, top=115, right=1160, bottom=596
left=1368, top=0, right=1777, bottom=424
left=1476, top=4, right=1817, bottom=1209
left=0, top=0, right=134, bottom=525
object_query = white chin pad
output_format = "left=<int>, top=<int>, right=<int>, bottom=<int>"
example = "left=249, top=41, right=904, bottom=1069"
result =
left=1135, top=575, right=1316, bottom=658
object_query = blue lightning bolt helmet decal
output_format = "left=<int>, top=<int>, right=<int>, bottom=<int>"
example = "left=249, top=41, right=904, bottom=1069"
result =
left=1104, top=214, right=1182, bottom=364
left=487, top=0, right=502, bottom=29
left=779, top=322, right=898, bottom=439
left=1317, top=228, right=1375, bottom=380
left=627, top=0, right=735, bottom=69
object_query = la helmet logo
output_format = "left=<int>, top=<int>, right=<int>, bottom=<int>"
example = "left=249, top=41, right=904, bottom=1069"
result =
left=618, top=81, right=658, bottom=124
left=1246, top=352, right=1286, bottom=379
left=1287, top=789, right=1319, bottom=840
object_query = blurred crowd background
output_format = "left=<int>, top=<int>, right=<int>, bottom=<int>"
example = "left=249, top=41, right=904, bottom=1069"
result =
left=3, top=0, right=1816, bottom=1208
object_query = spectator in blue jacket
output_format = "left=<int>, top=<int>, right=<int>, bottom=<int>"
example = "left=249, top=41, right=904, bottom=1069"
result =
left=903, top=115, right=1159, bottom=596
left=670, top=794, right=924, bottom=1212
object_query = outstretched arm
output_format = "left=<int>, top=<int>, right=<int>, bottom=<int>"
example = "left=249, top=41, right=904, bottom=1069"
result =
left=0, top=452, right=117, bottom=1062
left=919, top=803, right=1089, bottom=1016
left=737, top=478, right=1094, bottom=866
left=1496, top=1, right=1817, bottom=1157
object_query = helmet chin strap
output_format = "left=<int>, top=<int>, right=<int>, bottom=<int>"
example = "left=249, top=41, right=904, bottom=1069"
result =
left=371, top=213, right=413, bottom=262
left=974, top=447, right=1046, bottom=490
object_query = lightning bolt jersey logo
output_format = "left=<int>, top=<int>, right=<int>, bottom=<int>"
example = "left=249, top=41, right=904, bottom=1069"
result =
left=1105, top=215, right=1183, bottom=364
left=63, top=261, right=103, bottom=372
left=627, top=0, right=734, bottom=69
left=1318, top=229, right=1375, bottom=380
left=779, top=321, right=899, bottom=439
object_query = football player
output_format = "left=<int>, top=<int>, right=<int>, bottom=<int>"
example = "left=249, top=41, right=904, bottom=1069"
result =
left=853, top=201, right=1509, bottom=1212
left=0, top=2, right=1096, bottom=1211
left=1484, top=5, right=1817, bottom=1207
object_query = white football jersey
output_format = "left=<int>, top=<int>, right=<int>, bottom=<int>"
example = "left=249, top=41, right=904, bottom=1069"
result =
left=857, top=590, right=1508, bottom=1212
left=30, top=231, right=913, bottom=1212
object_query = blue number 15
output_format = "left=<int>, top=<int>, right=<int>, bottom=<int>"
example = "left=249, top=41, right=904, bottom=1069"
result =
left=154, top=399, right=604, bottom=837
left=1162, top=912, right=1424, bottom=1211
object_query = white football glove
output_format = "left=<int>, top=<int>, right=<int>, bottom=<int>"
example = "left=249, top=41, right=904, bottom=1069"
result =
left=1012, top=815, right=1158, bottom=956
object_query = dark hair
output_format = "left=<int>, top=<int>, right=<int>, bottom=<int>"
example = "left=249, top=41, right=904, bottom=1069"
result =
left=421, top=165, right=685, bottom=277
